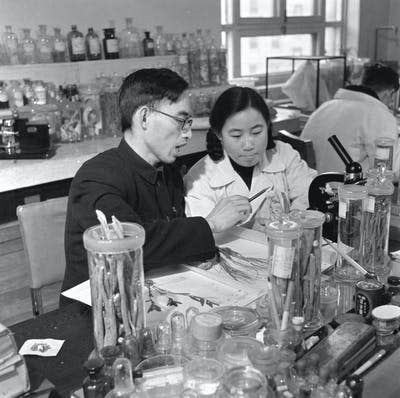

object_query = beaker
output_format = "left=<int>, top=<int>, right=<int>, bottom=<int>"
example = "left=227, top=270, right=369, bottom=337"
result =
left=83, top=222, right=145, bottom=353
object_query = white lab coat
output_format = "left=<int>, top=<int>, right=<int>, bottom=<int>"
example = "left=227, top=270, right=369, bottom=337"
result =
left=184, top=141, right=317, bottom=221
left=301, top=88, right=399, bottom=175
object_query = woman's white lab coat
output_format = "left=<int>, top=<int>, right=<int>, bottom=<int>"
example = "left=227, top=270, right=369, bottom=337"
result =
left=184, top=141, right=317, bottom=221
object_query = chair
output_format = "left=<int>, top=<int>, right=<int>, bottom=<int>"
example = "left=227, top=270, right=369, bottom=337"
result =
left=16, top=196, right=68, bottom=316
left=275, top=129, right=316, bottom=169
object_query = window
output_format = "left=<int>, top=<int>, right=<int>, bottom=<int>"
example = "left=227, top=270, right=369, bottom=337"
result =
left=221, top=0, right=346, bottom=79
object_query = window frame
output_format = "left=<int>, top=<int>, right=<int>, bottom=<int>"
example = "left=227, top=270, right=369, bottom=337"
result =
left=222, top=0, right=347, bottom=79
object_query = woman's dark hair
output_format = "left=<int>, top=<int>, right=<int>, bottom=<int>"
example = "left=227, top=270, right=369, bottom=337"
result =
left=207, top=86, right=275, bottom=161
left=362, top=63, right=400, bottom=93
left=119, top=68, right=188, bottom=132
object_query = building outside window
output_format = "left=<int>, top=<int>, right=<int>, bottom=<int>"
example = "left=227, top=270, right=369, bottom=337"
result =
left=221, top=0, right=346, bottom=80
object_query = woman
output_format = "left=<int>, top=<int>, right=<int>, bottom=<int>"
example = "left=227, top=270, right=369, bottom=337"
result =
left=184, top=86, right=317, bottom=229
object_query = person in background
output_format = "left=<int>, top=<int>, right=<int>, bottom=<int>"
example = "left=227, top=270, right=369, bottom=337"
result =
left=301, top=63, right=400, bottom=175
left=184, top=86, right=317, bottom=230
left=61, top=68, right=251, bottom=298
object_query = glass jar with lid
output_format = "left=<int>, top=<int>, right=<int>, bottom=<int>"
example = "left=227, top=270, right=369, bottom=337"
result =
left=363, top=167, right=394, bottom=279
left=99, top=77, right=122, bottom=137
left=265, top=218, right=302, bottom=331
left=79, top=83, right=102, bottom=139
left=374, top=137, right=395, bottom=170
left=290, top=209, right=325, bottom=331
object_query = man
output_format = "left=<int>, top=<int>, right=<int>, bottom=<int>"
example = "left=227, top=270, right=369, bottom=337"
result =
left=61, top=68, right=251, bottom=295
left=301, top=63, right=399, bottom=174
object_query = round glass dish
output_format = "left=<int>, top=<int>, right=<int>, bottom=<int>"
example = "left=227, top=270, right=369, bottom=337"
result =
left=217, top=336, right=264, bottom=370
left=211, top=306, right=260, bottom=337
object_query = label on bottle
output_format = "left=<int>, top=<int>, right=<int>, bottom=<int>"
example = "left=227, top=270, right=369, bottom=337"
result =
left=6, top=38, right=17, bottom=51
left=375, top=146, right=390, bottom=160
left=89, top=38, right=101, bottom=55
left=34, top=87, right=46, bottom=105
left=366, top=196, right=375, bottom=213
left=106, top=39, right=119, bottom=53
left=39, top=44, right=52, bottom=54
left=271, top=245, right=294, bottom=279
left=178, top=55, right=188, bottom=65
left=54, top=41, right=66, bottom=52
left=23, top=43, right=35, bottom=54
left=338, top=201, right=347, bottom=218
left=71, top=37, right=85, bottom=55
left=146, top=41, right=154, bottom=49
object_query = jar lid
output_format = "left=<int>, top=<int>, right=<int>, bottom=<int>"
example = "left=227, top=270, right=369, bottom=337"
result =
left=289, top=209, right=325, bottom=229
left=83, top=222, right=145, bottom=253
left=374, top=137, right=395, bottom=146
left=265, top=219, right=301, bottom=240
left=190, top=313, right=223, bottom=341
left=338, top=184, right=368, bottom=201
left=372, top=305, right=400, bottom=321
left=211, top=306, right=260, bottom=336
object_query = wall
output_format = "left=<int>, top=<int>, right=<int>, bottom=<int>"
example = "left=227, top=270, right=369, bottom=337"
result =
left=358, top=0, right=391, bottom=60
left=386, top=0, right=400, bottom=64
left=0, top=0, right=221, bottom=41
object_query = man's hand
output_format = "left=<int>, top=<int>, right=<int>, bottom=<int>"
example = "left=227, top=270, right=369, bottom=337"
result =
left=205, top=195, right=251, bottom=233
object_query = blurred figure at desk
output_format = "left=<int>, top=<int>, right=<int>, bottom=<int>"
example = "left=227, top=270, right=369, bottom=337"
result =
left=61, top=68, right=251, bottom=298
left=184, top=86, right=316, bottom=230
left=301, top=63, right=400, bottom=175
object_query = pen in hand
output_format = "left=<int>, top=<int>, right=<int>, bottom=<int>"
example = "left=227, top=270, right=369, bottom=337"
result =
left=249, top=187, right=272, bottom=202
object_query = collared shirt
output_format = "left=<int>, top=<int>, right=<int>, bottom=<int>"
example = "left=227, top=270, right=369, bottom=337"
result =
left=184, top=140, right=316, bottom=219
left=62, top=138, right=216, bottom=294
left=301, top=88, right=398, bottom=175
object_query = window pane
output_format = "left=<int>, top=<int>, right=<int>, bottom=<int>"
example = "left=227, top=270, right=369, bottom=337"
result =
left=241, top=34, right=313, bottom=75
left=240, top=0, right=275, bottom=18
left=325, top=27, right=342, bottom=55
left=325, top=0, right=342, bottom=21
left=286, top=0, right=315, bottom=17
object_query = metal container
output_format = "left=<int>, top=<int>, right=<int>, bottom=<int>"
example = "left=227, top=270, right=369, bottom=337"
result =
left=355, top=279, right=387, bottom=319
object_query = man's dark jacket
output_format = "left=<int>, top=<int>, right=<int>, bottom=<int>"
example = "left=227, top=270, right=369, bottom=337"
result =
left=61, top=138, right=216, bottom=295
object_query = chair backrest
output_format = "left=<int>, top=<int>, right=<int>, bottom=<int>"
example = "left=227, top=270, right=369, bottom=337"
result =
left=17, top=196, right=68, bottom=290
left=275, top=129, right=316, bottom=169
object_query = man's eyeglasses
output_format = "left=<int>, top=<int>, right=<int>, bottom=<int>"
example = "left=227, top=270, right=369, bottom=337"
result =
left=150, top=108, right=193, bottom=132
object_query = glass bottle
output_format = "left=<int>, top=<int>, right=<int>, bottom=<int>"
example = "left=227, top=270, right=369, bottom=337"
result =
left=290, top=210, right=325, bottom=331
left=139, top=326, right=157, bottom=359
left=217, top=44, right=228, bottom=85
left=154, top=25, right=167, bottom=56
left=103, top=28, right=119, bottom=59
left=36, top=24, right=52, bottom=63
left=104, top=358, right=138, bottom=398
left=334, top=185, right=368, bottom=314
left=8, top=80, right=24, bottom=108
left=363, top=167, right=394, bottom=279
left=4, top=25, right=19, bottom=65
left=100, top=345, right=122, bottom=390
left=21, top=28, right=36, bottom=64
left=119, top=18, right=141, bottom=58
left=165, top=33, right=175, bottom=55
left=84, top=222, right=145, bottom=353
left=68, top=25, right=86, bottom=62
left=170, top=311, right=187, bottom=356
left=208, top=38, right=221, bottom=85
left=86, top=28, right=102, bottom=61
left=374, top=137, right=395, bottom=170
left=121, top=335, right=141, bottom=368
left=0, top=82, right=10, bottom=109
left=177, top=46, right=190, bottom=83
left=188, top=33, right=200, bottom=88
left=183, top=358, right=224, bottom=396
left=199, top=42, right=210, bottom=87
left=265, top=219, right=302, bottom=332
left=82, top=358, right=112, bottom=398
left=154, top=321, right=172, bottom=355
left=142, top=31, right=155, bottom=56
left=52, top=27, right=67, bottom=62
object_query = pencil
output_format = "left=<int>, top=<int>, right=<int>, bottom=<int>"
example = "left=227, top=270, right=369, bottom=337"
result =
left=249, top=188, right=269, bottom=202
